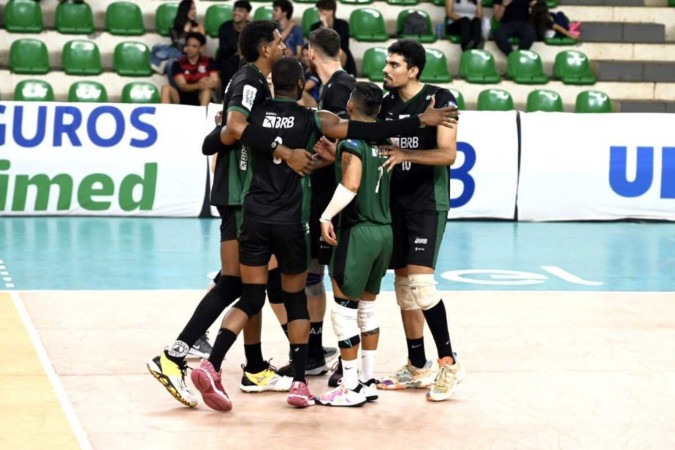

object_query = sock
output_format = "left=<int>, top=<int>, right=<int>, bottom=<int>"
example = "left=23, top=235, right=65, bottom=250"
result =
left=291, top=343, right=308, bottom=382
left=244, top=343, right=266, bottom=373
left=342, top=358, right=359, bottom=390
left=208, top=328, right=238, bottom=372
left=281, top=323, right=289, bottom=339
left=422, top=300, right=454, bottom=360
left=407, top=337, right=426, bottom=369
left=308, top=321, right=324, bottom=359
left=359, top=350, right=377, bottom=382
left=167, top=275, right=242, bottom=365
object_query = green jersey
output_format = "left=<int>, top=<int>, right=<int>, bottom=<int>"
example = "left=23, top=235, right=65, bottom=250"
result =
left=335, top=139, right=391, bottom=227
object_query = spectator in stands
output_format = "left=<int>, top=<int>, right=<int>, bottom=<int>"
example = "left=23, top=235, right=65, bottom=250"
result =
left=300, top=44, right=321, bottom=107
left=151, top=0, right=205, bottom=76
left=310, top=0, right=356, bottom=76
left=492, top=0, right=536, bottom=56
left=530, top=0, right=579, bottom=41
left=217, top=0, right=252, bottom=89
left=445, top=0, right=484, bottom=51
left=273, top=0, right=305, bottom=57
left=160, top=32, right=219, bottom=107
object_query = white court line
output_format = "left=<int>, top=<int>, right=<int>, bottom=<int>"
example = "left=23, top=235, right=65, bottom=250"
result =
left=10, top=292, right=93, bottom=450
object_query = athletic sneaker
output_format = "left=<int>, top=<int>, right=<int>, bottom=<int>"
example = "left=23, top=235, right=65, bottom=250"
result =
left=377, top=360, right=435, bottom=390
left=316, top=381, right=367, bottom=407
left=355, top=378, right=378, bottom=401
left=190, top=360, right=232, bottom=411
left=276, top=355, right=329, bottom=377
left=240, top=362, right=293, bottom=393
left=426, top=357, right=465, bottom=402
left=147, top=353, right=197, bottom=408
left=287, top=380, right=315, bottom=408
left=328, top=357, right=343, bottom=387
left=323, top=346, right=338, bottom=362
left=187, top=333, right=212, bottom=359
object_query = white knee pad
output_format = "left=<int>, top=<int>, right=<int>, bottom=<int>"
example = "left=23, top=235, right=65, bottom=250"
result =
left=409, top=274, right=440, bottom=311
left=357, top=300, right=379, bottom=334
left=331, top=301, right=360, bottom=348
left=395, top=275, right=418, bottom=311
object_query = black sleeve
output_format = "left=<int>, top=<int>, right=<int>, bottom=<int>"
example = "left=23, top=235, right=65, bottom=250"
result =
left=239, top=124, right=278, bottom=154
left=202, top=125, right=229, bottom=155
left=335, top=20, right=351, bottom=52
left=346, top=117, right=421, bottom=141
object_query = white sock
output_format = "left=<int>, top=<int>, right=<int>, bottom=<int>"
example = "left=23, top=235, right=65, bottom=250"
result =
left=360, top=350, right=377, bottom=382
left=342, top=358, right=359, bottom=390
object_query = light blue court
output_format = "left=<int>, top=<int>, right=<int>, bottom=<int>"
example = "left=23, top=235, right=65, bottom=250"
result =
left=1, top=218, right=673, bottom=292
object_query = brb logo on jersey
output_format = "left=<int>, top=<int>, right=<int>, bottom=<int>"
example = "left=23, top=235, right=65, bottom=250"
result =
left=262, top=114, right=295, bottom=129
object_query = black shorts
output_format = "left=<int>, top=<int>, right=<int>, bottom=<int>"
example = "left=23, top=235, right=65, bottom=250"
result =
left=238, top=217, right=310, bottom=274
left=217, top=206, right=242, bottom=242
left=390, top=210, right=447, bottom=270
left=310, top=200, right=333, bottom=265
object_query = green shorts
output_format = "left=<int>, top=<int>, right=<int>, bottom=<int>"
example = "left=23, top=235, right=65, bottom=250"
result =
left=330, top=223, right=393, bottom=298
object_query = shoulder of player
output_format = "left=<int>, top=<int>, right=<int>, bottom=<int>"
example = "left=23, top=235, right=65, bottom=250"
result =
left=426, top=85, right=455, bottom=103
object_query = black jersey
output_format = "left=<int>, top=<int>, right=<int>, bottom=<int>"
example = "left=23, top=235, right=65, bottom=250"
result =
left=312, top=70, right=357, bottom=210
left=211, top=63, right=271, bottom=207
left=378, top=84, right=457, bottom=214
left=242, top=98, right=322, bottom=225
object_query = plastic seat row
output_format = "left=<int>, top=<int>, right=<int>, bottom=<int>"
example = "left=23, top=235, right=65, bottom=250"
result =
left=9, top=39, right=152, bottom=77
left=362, top=48, right=596, bottom=85
left=11, top=79, right=160, bottom=103
left=460, top=88, right=612, bottom=112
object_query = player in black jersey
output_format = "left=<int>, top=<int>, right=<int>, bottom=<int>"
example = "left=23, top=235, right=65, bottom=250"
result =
left=375, top=40, right=466, bottom=402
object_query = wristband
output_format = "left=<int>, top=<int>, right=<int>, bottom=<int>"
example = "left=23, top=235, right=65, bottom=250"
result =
left=320, top=183, right=357, bottom=223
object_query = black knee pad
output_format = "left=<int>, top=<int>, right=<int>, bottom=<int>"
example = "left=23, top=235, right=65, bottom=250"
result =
left=267, top=268, right=283, bottom=304
left=211, top=274, right=242, bottom=306
left=233, top=283, right=266, bottom=318
left=306, top=271, right=323, bottom=287
left=283, top=290, right=309, bottom=322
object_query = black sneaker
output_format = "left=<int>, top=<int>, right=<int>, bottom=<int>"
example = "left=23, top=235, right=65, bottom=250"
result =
left=187, top=332, right=212, bottom=359
left=323, top=346, right=338, bottom=363
left=275, top=355, right=329, bottom=378
left=328, top=357, right=343, bottom=387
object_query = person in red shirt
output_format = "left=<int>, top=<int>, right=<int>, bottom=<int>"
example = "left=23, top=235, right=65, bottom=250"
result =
left=160, top=32, right=220, bottom=106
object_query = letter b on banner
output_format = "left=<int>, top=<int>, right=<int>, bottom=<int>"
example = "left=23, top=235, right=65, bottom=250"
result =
left=449, top=141, right=476, bottom=208
left=609, top=146, right=675, bottom=199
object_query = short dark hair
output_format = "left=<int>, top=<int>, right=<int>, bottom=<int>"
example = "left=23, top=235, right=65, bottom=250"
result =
left=185, top=31, right=206, bottom=46
left=387, top=39, right=426, bottom=80
left=350, top=82, right=383, bottom=117
left=315, top=0, right=336, bottom=12
left=239, top=21, right=277, bottom=62
left=273, top=0, right=294, bottom=20
left=272, top=58, right=305, bottom=93
left=309, top=28, right=341, bottom=58
left=234, top=0, right=252, bottom=12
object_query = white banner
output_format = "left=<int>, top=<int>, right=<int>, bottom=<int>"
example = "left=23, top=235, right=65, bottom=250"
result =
left=518, top=113, right=675, bottom=221
left=0, top=102, right=207, bottom=217
left=205, top=102, right=222, bottom=218
left=448, top=111, right=519, bottom=219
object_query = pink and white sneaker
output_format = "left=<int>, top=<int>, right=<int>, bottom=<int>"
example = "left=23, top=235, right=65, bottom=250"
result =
left=191, top=360, right=233, bottom=412
left=287, top=380, right=315, bottom=408
left=316, top=382, right=367, bottom=407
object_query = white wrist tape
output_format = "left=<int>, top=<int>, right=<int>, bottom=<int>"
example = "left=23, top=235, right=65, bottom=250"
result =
left=320, top=183, right=356, bottom=223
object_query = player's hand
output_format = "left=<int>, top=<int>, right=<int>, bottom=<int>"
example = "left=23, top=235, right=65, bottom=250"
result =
left=418, top=96, right=459, bottom=129
left=275, top=145, right=314, bottom=176
left=313, top=137, right=336, bottom=163
left=380, top=145, right=407, bottom=172
left=320, top=221, right=337, bottom=246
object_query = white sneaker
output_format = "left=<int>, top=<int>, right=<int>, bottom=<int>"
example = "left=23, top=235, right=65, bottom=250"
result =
left=316, top=381, right=367, bottom=407
left=355, top=378, right=378, bottom=401
left=426, top=357, right=465, bottom=402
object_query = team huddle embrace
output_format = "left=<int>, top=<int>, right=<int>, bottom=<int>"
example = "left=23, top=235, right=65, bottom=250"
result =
left=148, top=21, right=465, bottom=410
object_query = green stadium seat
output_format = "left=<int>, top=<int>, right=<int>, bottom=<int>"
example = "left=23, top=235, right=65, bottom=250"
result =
left=362, top=47, right=388, bottom=81
left=4, top=0, right=44, bottom=33
left=121, top=82, right=161, bottom=104
left=554, top=50, right=597, bottom=85
left=670, top=0, right=675, bottom=6
left=388, top=0, right=419, bottom=4
left=526, top=89, right=563, bottom=112
left=547, top=0, right=558, bottom=7
left=55, top=1, right=94, bottom=34
left=9, top=39, right=50, bottom=74
left=14, top=80, right=54, bottom=102
left=205, top=4, right=232, bottom=38
left=302, top=8, right=319, bottom=38
left=106, top=2, right=145, bottom=36
left=254, top=5, right=274, bottom=21
left=294, top=0, right=317, bottom=4
left=68, top=81, right=108, bottom=103
left=575, top=90, right=612, bottom=113
left=62, top=40, right=103, bottom=75
left=114, top=42, right=152, bottom=76
left=544, top=36, right=577, bottom=46
left=430, top=0, right=445, bottom=5
left=350, top=9, right=389, bottom=42
left=448, top=88, right=466, bottom=110
left=397, top=9, right=436, bottom=43
left=156, top=3, right=178, bottom=37
left=477, top=89, right=514, bottom=111
left=506, top=50, right=548, bottom=84
left=340, top=0, right=374, bottom=4
left=459, top=49, right=500, bottom=84
left=482, top=0, right=494, bottom=6
left=420, top=48, right=451, bottom=82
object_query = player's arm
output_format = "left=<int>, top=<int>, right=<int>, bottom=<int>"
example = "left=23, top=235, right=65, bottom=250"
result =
left=320, top=149, right=363, bottom=246
left=381, top=123, right=457, bottom=170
